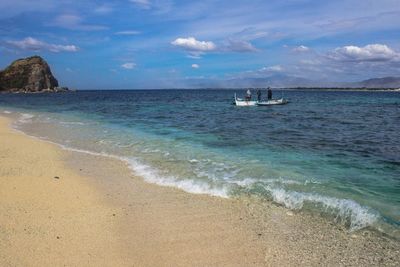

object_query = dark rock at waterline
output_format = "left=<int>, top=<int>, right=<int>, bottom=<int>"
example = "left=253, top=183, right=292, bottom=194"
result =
left=0, top=55, right=65, bottom=93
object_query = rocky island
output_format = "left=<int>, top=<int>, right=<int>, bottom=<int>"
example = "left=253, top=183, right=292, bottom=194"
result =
left=0, top=56, right=67, bottom=93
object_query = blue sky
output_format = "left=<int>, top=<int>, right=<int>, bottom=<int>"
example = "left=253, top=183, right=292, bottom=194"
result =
left=1, top=0, right=399, bottom=89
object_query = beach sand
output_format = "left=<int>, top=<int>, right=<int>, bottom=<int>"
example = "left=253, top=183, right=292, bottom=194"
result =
left=1, top=115, right=399, bottom=266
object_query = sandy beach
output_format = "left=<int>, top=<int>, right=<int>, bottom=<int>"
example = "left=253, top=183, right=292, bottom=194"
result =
left=1, top=114, right=399, bottom=266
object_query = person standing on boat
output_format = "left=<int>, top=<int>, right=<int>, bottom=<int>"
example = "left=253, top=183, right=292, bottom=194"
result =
left=257, top=89, right=261, bottom=101
left=246, top=89, right=252, bottom=101
left=267, top=87, right=272, bottom=100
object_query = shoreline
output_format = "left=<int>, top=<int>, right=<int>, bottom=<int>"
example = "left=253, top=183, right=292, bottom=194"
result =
left=0, top=115, right=267, bottom=266
left=1, top=114, right=400, bottom=266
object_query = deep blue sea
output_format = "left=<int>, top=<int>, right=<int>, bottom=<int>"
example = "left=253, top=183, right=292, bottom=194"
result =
left=1, top=89, right=399, bottom=236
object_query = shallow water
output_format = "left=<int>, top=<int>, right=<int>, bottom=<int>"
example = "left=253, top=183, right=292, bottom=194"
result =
left=1, top=89, right=399, bottom=236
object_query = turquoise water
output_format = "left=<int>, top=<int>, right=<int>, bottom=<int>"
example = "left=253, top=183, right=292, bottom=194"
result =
left=1, top=90, right=399, bottom=236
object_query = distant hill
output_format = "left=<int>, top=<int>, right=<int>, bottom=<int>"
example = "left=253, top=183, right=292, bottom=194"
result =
left=225, top=75, right=316, bottom=88
left=0, top=56, right=61, bottom=93
left=180, top=74, right=400, bottom=89
left=356, top=77, right=400, bottom=88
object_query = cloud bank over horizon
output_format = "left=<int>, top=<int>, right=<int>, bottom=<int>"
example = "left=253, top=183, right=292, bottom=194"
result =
left=0, top=0, right=399, bottom=89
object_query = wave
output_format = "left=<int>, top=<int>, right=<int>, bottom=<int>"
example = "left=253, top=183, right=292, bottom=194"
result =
left=9, top=122, right=382, bottom=232
left=124, top=158, right=230, bottom=198
left=268, top=187, right=379, bottom=231
left=18, top=113, right=35, bottom=123
left=19, top=133, right=231, bottom=198
left=58, top=121, right=86, bottom=126
left=55, top=144, right=230, bottom=198
left=228, top=178, right=379, bottom=231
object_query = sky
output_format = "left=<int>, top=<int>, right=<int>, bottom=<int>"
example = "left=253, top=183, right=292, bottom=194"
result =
left=0, top=0, right=400, bottom=89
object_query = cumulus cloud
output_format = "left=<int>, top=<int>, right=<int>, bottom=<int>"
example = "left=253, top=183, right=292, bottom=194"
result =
left=7, top=37, right=78, bottom=52
left=172, top=37, right=259, bottom=55
left=224, top=39, right=258, bottom=52
left=115, top=30, right=141, bottom=35
left=191, top=64, right=200, bottom=69
left=328, top=44, right=399, bottom=62
left=292, top=45, right=310, bottom=52
left=121, top=62, right=136, bottom=69
left=171, top=37, right=216, bottom=52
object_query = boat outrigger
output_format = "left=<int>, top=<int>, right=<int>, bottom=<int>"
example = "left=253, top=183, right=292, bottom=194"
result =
left=256, top=98, right=289, bottom=106
left=234, top=93, right=289, bottom=106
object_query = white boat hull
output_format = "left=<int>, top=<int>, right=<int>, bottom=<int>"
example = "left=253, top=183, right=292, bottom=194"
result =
left=235, top=100, right=258, bottom=106
left=257, top=98, right=289, bottom=106
left=234, top=93, right=258, bottom=106
left=234, top=93, right=288, bottom=106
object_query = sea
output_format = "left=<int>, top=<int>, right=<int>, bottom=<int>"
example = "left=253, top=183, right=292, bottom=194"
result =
left=1, top=89, right=399, bottom=237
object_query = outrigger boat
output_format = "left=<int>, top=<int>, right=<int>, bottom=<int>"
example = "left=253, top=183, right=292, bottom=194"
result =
left=234, top=93, right=289, bottom=106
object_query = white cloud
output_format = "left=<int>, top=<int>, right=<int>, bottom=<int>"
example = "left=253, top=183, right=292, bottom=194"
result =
left=224, top=39, right=258, bottom=52
left=233, top=27, right=268, bottom=41
left=328, top=44, right=399, bottom=62
left=115, top=30, right=141, bottom=35
left=129, top=0, right=151, bottom=9
left=172, top=37, right=258, bottom=54
left=0, top=0, right=56, bottom=19
left=300, top=59, right=319, bottom=65
left=94, top=4, right=113, bottom=14
left=260, top=65, right=284, bottom=72
left=7, top=37, right=78, bottom=52
left=53, top=14, right=107, bottom=31
left=171, top=37, right=216, bottom=52
left=121, top=62, right=136, bottom=69
left=191, top=64, right=200, bottom=69
left=186, top=54, right=202, bottom=59
left=292, top=45, right=310, bottom=52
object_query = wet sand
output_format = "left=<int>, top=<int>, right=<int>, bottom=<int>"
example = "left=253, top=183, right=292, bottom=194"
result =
left=1, top=115, right=399, bottom=266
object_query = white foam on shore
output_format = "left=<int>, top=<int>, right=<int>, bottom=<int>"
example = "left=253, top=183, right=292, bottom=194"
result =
left=11, top=128, right=231, bottom=199
left=58, top=121, right=86, bottom=126
left=227, top=178, right=379, bottom=231
left=18, top=113, right=35, bottom=123
left=269, top=188, right=379, bottom=231
left=9, top=121, right=381, bottom=232
left=2, top=110, right=12, bottom=114
left=124, top=157, right=230, bottom=198
left=58, top=143, right=230, bottom=198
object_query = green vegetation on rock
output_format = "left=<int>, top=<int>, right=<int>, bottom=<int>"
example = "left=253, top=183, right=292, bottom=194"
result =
left=0, top=56, right=59, bottom=93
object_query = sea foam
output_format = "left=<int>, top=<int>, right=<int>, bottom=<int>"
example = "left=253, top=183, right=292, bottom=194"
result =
left=9, top=122, right=381, bottom=231
left=268, top=187, right=379, bottom=231
left=19, top=132, right=231, bottom=199
left=18, top=113, right=35, bottom=123
left=124, top=157, right=230, bottom=198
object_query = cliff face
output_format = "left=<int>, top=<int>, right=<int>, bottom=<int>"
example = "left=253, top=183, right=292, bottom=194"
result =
left=0, top=56, right=59, bottom=92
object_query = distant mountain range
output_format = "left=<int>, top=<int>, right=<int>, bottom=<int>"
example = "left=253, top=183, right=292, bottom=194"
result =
left=355, top=77, right=400, bottom=89
left=182, top=75, right=400, bottom=89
